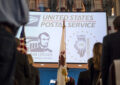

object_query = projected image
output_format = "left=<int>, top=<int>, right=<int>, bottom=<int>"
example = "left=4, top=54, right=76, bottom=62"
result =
left=66, top=29, right=99, bottom=63
left=25, top=28, right=62, bottom=62
left=74, top=35, right=86, bottom=57
left=31, top=32, right=52, bottom=52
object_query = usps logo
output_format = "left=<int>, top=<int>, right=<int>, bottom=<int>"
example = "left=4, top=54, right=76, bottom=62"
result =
left=27, top=15, right=40, bottom=26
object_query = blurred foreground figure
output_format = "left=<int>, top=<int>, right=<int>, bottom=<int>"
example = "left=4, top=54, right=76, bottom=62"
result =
left=101, top=16, right=120, bottom=85
left=0, top=0, right=28, bottom=85
left=14, top=38, right=30, bottom=85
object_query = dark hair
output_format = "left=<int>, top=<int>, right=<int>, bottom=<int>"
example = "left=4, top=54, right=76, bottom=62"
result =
left=113, top=16, right=120, bottom=30
left=39, top=32, right=50, bottom=39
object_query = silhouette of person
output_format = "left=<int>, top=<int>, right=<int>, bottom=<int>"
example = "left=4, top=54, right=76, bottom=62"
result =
left=31, top=32, right=52, bottom=52
left=101, top=16, right=120, bottom=85
left=0, top=0, right=28, bottom=85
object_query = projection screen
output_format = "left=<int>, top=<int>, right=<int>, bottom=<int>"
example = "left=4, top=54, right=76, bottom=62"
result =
left=16, top=12, right=107, bottom=63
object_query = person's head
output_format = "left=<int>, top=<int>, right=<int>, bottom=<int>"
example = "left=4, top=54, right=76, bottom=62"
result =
left=93, top=42, right=102, bottom=70
left=113, top=16, right=120, bottom=31
left=38, top=32, right=50, bottom=48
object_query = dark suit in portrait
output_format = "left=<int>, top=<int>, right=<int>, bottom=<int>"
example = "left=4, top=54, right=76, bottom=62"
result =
left=77, top=70, right=91, bottom=85
left=101, top=30, right=120, bottom=85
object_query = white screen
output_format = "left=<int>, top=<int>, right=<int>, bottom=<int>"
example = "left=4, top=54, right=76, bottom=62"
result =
left=16, top=12, right=107, bottom=63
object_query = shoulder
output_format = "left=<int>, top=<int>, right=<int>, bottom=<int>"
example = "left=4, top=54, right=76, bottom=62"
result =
left=103, top=32, right=120, bottom=43
left=104, top=32, right=119, bottom=39
left=88, top=58, right=94, bottom=66
left=16, top=51, right=26, bottom=61
left=88, top=58, right=93, bottom=63
left=103, top=34, right=111, bottom=41
left=103, top=34, right=112, bottom=44
left=30, top=65, right=38, bottom=71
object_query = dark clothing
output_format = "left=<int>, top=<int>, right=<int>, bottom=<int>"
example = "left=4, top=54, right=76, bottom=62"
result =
left=0, top=26, right=16, bottom=85
left=77, top=70, right=91, bottom=85
left=88, top=58, right=100, bottom=85
left=0, top=0, right=28, bottom=28
left=27, top=65, right=40, bottom=85
left=101, top=31, right=120, bottom=85
left=48, top=0, right=57, bottom=12
left=67, top=0, right=73, bottom=12
left=0, top=1, right=28, bottom=85
left=66, top=77, right=75, bottom=85
left=91, top=70, right=100, bottom=85
left=15, top=51, right=30, bottom=85
left=88, top=58, right=94, bottom=85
